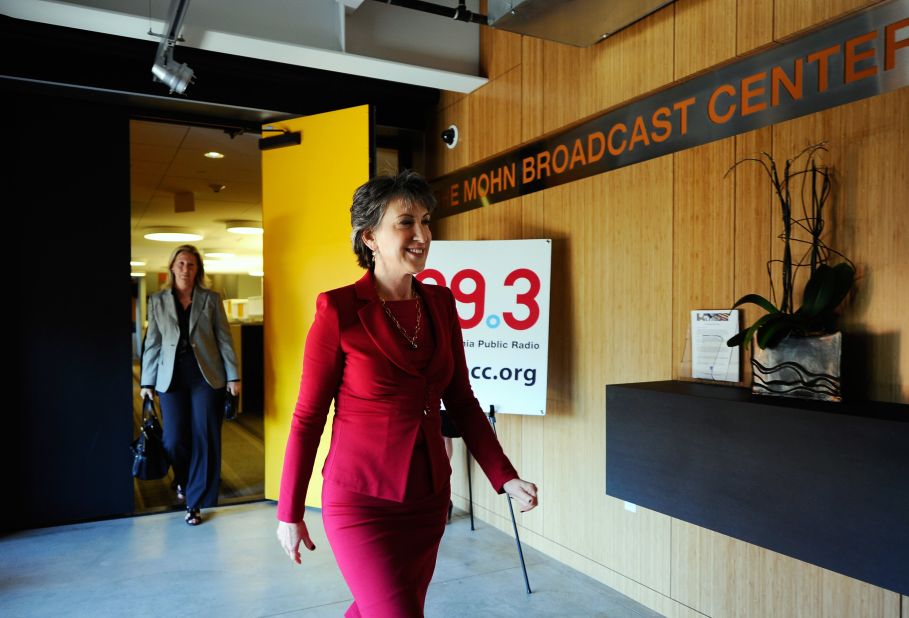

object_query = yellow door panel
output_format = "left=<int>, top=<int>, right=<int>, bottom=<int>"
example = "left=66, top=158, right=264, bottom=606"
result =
left=262, top=105, right=370, bottom=506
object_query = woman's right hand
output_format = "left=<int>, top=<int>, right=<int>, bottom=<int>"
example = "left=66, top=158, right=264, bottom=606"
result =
left=277, top=520, right=316, bottom=564
left=139, top=388, right=154, bottom=401
left=503, top=478, right=539, bottom=512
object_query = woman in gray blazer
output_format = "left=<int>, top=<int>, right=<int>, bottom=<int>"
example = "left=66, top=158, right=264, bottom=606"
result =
left=140, top=245, right=240, bottom=525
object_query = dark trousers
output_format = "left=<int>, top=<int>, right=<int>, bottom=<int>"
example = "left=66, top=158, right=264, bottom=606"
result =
left=157, top=353, right=224, bottom=510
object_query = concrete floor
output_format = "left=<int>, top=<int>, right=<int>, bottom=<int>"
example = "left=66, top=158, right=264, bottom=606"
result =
left=0, top=502, right=662, bottom=618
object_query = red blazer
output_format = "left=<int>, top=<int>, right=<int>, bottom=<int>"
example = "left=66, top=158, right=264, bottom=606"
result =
left=277, top=270, right=519, bottom=523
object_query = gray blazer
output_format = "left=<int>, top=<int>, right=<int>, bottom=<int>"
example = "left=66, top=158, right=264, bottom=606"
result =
left=140, top=287, right=240, bottom=392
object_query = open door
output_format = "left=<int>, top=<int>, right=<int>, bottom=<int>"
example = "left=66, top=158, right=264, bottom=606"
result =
left=262, top=105, right=371, bottom=506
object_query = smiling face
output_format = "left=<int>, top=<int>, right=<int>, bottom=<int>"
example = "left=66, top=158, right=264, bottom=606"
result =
left=363, top=198, right=431, bottom=280
left=170, top=251, right=200, bottom=290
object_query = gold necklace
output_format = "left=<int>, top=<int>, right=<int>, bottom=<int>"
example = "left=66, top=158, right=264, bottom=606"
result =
left=379, top=281, right=422, bottom=349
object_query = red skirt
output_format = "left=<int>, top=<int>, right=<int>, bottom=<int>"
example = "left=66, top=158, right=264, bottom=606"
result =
left=321, top=442, right=450, bottom=618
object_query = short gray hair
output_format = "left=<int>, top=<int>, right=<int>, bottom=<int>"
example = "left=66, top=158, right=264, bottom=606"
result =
left=350, top=171, right=437, bottom=269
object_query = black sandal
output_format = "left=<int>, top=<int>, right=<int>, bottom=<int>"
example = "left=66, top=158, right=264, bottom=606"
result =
left=185, top=508, right=202, bottom=526
left=175, top=485, right=185, bottom=503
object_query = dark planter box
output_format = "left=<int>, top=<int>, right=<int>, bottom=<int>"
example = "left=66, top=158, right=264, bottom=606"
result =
left=605, top=380, right=909, bottom=594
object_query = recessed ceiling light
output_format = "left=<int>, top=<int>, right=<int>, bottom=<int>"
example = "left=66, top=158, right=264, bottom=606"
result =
left=204, top=252, right=236, bottom=259
left=130, top=260, right=147, bottom=266
left=226, top=220, right=264, bottom=235
left=131, top=272, right=147, bottom=277
left=144, top=227, right=204, bottom=242
left=204, top=151, right=225, bottom=159
left=249, top=271, right=264, bottom=277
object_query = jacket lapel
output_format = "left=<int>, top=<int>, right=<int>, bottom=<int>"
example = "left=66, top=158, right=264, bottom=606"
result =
left=164, top=289, right=179, bottom=326
left=188, top=287, right=206, bottom=334
left=415, top=277, right=450, bottom=380
left=355, top=271, right=422, bottom=378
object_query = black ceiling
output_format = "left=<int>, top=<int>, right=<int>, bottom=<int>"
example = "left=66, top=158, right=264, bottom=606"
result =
left=0, top=14, right=440, bottom=133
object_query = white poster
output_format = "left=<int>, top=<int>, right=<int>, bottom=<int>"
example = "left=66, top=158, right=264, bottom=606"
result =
left=418, top=240, right=551, bottom=415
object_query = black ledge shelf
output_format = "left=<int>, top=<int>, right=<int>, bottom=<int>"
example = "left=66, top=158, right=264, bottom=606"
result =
left=605, top=380, right=909, bottom=594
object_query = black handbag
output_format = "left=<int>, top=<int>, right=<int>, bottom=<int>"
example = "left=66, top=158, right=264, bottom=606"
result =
left=224, top=391, right=240, bottom=421
left=131, top=396, right=170, bottom=480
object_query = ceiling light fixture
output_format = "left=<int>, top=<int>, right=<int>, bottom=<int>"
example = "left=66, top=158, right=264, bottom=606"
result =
left=150, top=0, right=195, bottom=95
left=144, top=227, right=204, bottom=242
left=203, top=252, right=236, bottom=259
left=130, top=260, right=147, bottom=267
left=204, top=151, right=225, bottom=159
left=203, top=256, right=263, bottom=274
left=131, top=272, right=147, bottom=278
left=226, top=221, right=264, bottom=235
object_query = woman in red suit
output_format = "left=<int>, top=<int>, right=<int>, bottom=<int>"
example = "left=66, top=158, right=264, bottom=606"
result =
left=276, top=171, right=538, bottom=617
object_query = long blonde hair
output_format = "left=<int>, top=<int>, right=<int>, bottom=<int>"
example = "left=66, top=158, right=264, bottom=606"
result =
left=163, top=244, right=207, bottom=290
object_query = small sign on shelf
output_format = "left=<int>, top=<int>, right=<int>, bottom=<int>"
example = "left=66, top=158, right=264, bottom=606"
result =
left=690, top=310, right=740, bottom=382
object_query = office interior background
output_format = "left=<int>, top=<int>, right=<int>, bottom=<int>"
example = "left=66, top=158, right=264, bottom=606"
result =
left=4, top=0, right=907, bottom=616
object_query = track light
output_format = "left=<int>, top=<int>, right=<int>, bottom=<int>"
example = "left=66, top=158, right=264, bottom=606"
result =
left=150, top=0, right=194, bottom=95
left=151, top=52, right=195, bottom=94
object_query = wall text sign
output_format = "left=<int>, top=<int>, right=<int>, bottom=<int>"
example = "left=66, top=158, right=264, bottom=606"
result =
left=432, top=0, right=909, bottom=217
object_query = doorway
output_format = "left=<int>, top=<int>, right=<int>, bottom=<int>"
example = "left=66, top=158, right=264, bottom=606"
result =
left=129, top=119, right=265, bottom=514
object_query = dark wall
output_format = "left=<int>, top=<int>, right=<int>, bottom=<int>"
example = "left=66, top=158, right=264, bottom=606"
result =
left=7, top=92, right=134, bottom=531
left=0, top=15, right=439, bottom=131
left=1, top=14, right=440, bottom=532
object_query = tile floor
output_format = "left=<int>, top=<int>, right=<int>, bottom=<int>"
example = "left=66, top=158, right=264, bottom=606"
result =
left=0, top=502, right=663, bottom=618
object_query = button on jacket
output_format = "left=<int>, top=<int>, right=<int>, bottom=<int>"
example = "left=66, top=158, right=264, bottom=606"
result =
left=141, top=287, right=240, bottom=392
left=277, top=271, right=518, bottom=523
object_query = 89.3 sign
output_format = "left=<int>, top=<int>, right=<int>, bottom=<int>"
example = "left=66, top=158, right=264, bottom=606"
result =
left=418, top=239, right=551, bottom=415
left=416, top=267, right=542, bottom=330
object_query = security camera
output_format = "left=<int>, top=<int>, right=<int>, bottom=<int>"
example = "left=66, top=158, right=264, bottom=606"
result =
left=441, top=124, right=459, bottom=149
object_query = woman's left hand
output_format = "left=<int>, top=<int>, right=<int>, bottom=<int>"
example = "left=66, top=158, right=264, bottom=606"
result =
left=227, top=382, right=241, bottom=397
left=503, top=478, right=539, bottom=512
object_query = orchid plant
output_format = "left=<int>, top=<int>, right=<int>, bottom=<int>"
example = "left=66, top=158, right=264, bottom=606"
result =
left=726, top=143, right=855, bottom=350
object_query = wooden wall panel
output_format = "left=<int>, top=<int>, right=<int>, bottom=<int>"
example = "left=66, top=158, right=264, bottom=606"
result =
left=521, top=191, right=575, bottom=410
left=586, top=6, right=675, bottom=116
left=522, top=37, right=544, bottom=142
left=672, top=139, right=736, bottom=377
left=737, top=0, right=774, bottom=55
left=480, top=21, right=521, bottom=80
left=596, top=157, right=675, bottom=592
left=671, top=519, right=901, bottom=617
left=524, top=176, right=668, bottom=590
left=674, top=0, right=737, bottom=80
left=479, top=0, right=520, bottom=80
left=468, top=65, right=522, bottom=164
left=429, top=3, right=909, bottom=615
left=542, top=40, right=585, bottom=133
left=732, top=127, right=774, bottom=385
left=531, top=179, right=606, bottom=556
left=521, top=162, right=675, bottom=592
left=599, top=157, right=675, bottom=388
left=774, top=0, right=881, bottom=41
